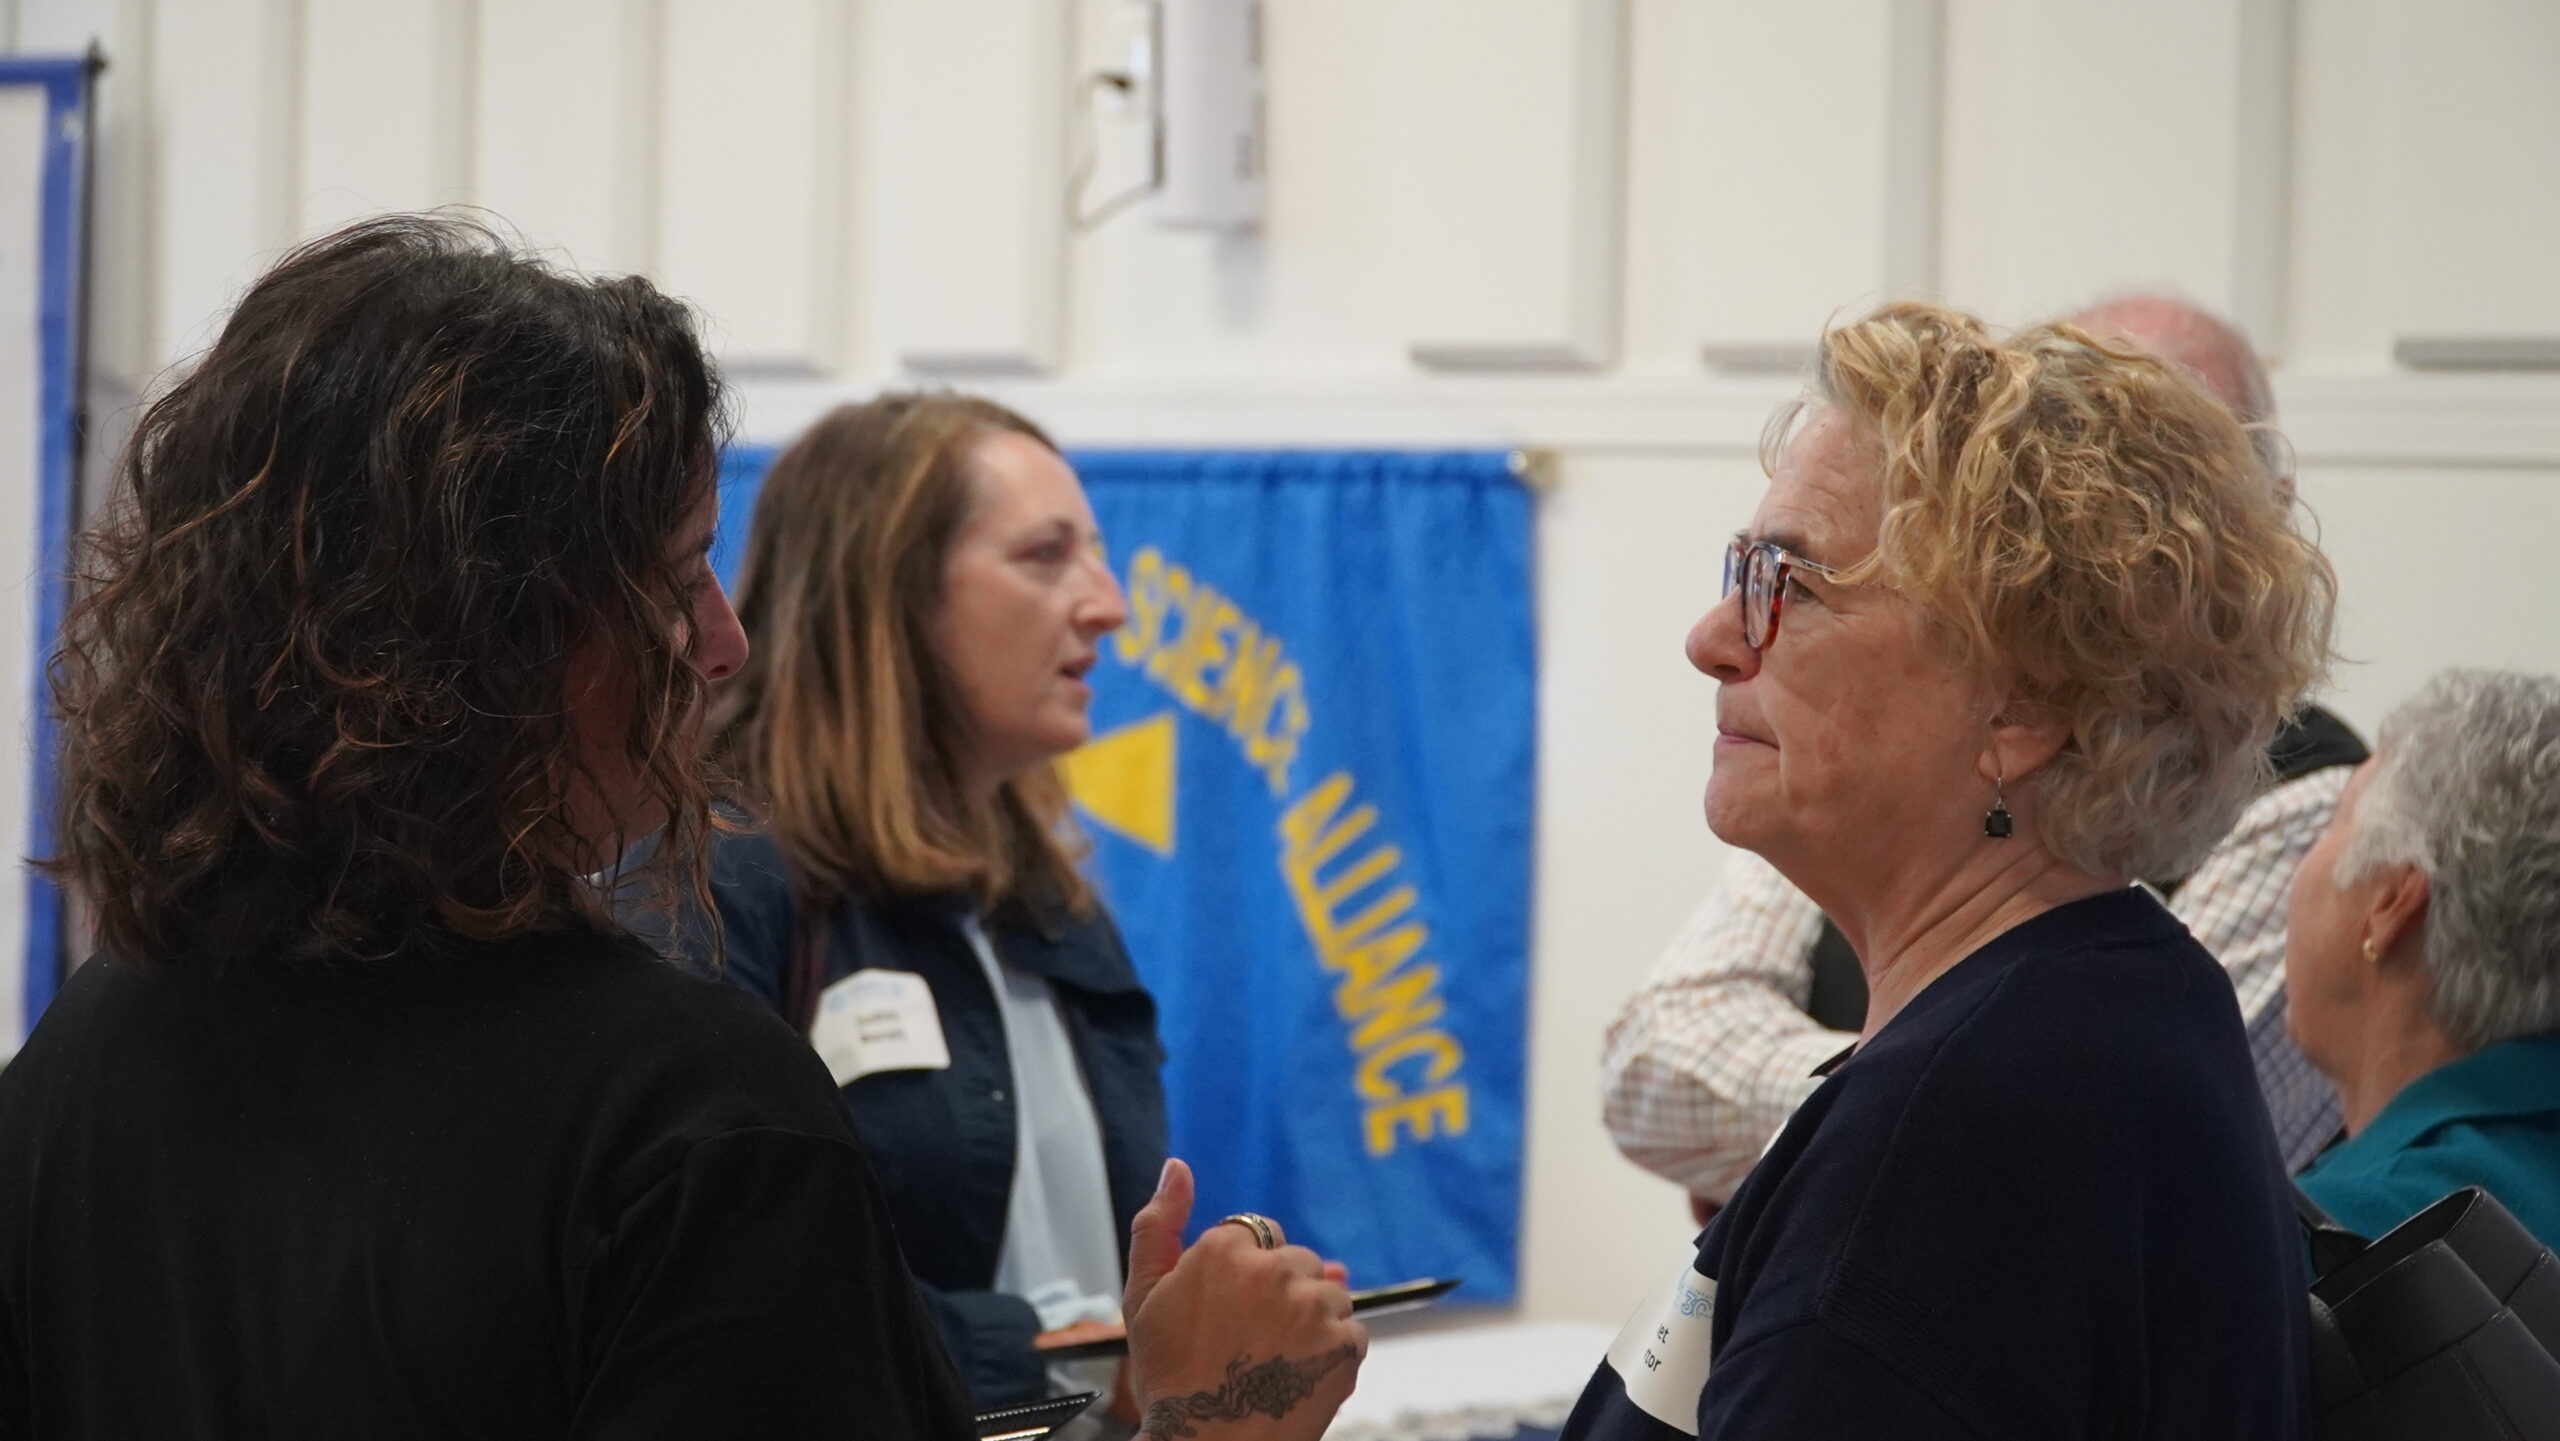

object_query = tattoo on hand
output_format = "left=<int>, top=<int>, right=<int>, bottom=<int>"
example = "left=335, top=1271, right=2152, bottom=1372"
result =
left=1140, top=1345, right=1359, bottom=1440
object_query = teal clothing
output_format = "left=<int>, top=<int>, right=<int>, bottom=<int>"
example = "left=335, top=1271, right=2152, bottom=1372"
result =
left=2297, top=1032, right=2560, bottom=1246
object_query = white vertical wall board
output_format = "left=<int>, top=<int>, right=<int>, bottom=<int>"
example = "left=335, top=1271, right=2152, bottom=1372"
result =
left=1396, top=0, right=1630, bottom=372
left=865, top=0, right=1068, bottom=377
left=297, top=0, right=474, bottom=238
left=0, top=85, right=47, bottom=1044
left=1065, top=0, right=1412, bottom=378
left=2228, top=0, right=2293, bottom=357
left=2283, top=0, right=2393, bottom=373
left=1518, top=450, right=1753, bottom=1320
left=473, top=0, right=658, bottom=274
left=148, top=0, right=302, bottom=360
left=2383, top=0, right=2560, bottom=364
left=1678, top=0, right=1941, bottom=369
left=1940, top=0, right=2292, bottom=345
left=2313, top=463, right=2560, bottom=735
left=657, top=0, right=851, bottom=374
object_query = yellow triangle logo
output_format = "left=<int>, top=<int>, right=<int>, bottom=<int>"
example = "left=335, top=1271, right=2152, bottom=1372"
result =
left=1062, top=711, right=1177, bottom=856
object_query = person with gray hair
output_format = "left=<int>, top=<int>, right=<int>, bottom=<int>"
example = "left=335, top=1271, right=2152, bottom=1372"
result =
left=2286, top=668, right=2560, bottom=1245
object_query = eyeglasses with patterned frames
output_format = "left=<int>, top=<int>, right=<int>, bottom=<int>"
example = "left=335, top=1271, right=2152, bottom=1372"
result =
left=1721, top=538, right=1844, bottom=651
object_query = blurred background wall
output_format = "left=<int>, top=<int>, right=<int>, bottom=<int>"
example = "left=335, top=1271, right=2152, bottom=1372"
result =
left=6, top=0, right=2558, bottom=1326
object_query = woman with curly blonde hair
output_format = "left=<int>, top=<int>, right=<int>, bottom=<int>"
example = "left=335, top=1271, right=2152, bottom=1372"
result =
left=1563, top=301, right=2334, bottom=1440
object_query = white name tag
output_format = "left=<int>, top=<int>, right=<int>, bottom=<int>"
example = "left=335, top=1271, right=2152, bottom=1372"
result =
left=808, top=968, right=953, bottom=1086
left=1602, top=1254, right=1718, bottom=1434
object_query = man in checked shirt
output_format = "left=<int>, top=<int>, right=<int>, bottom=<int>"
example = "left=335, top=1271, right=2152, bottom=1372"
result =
left=1602, top=294, right=2366, bottom=1219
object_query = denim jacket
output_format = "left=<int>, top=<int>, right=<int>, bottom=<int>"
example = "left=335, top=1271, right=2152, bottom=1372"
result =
left=689, top=828, right=1169, bottom=1408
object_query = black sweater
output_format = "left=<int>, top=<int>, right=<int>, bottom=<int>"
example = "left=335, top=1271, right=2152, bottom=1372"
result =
left=0, top=930, right=975, bottom=1440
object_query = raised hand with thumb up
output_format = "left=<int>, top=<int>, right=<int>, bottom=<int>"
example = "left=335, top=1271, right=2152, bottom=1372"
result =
left=1120, top=1159, right=1366, bottom=1441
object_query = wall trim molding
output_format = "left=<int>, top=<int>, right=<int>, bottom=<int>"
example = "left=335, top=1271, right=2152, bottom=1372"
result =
left=735, top=370, right=2560, bottom=469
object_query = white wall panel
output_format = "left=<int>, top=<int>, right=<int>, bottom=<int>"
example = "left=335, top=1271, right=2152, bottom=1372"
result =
left=2383, top=0, right=2560, bottom=367
left=2316, top=462, right=2560, bottom=732
left=1677, top=0, right=1940, bottom=369
left=865, top=0, right=1068, bottom=377
left=149, top=0, right=302, bottom=359
left=1941, top=0, right=2291, bottom=344
left=1391, top=0, right=1629, bottom=372
left=1520, top=451, right=1747, bottom=1318
left=1064, top=0, right=1409, bottom=377
left=2284, top=0, right=2393, bottom=373
left=656, top=0, right=851, bottom=374
left=473, top=0, right=657, bottom=274
left=297, top=0, right=473, bottom=237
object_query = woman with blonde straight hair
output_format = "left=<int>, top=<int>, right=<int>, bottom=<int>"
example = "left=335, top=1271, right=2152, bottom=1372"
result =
left=695, top=393, right=1169, bottom=1420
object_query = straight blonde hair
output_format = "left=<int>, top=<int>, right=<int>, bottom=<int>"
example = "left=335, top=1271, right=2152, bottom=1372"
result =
left=710, top=394, right=1093, bottom=918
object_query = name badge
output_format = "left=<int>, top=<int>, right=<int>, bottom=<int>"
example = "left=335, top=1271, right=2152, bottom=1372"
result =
left=1602, top=1253, right=1718, bottom=1434
left=808, top=969, right=953, bottom=1086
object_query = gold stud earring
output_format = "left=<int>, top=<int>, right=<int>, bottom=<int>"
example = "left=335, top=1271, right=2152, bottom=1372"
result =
left=2361, top=937, right=2380, bottom=963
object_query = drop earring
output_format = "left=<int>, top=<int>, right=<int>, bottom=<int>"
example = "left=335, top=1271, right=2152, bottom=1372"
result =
left=1984, top=771, right=2015, bottom=839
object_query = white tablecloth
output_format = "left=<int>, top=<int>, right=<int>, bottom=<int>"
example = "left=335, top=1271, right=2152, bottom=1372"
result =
left=1325, top=1320, right=1618, bottom=1441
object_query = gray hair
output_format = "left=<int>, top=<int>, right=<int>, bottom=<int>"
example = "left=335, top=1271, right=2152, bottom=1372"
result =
left=2337, top=669, right=2560, bottom=1049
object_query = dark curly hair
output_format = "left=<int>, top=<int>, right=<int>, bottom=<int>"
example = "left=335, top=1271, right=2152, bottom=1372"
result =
left=45, top=214, right=729, bottom=965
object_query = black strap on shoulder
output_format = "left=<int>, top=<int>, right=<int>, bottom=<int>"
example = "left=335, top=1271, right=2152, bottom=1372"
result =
left=2268, top=704, right=2370, bottom=785
left=1796, top=707, right=2371, bottom=1033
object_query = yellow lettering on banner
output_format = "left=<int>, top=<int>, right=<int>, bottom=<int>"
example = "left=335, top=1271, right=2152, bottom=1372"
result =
left=1254, top=666, right=1308, bottom=797
left=1117, top=548, right=1170, bottom=662
left=1280, top=771, right=1473, bottom=1156
left=1114, top=546, right=1305, bottom=797
left=1343, top=963, right=1447, bottom=1053
left=1110, top=548, right=1479, bottom=1158
left=1173, top=597, right=1240, bottom=713
left=1364, top=1086, right=1470, bottom=1157
left=1354, top=1027, right=1460, bottom=1100
left=1330, top=915, right=1425, bottom=997
left=1144, top=565, right=1195, bottom=688
left=1217, top=631, right=1283, bottom=731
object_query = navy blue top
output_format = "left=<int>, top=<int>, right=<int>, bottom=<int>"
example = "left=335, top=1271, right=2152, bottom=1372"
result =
left=2297, top=1032, right=2560, bottom=1248
left=689, top=829, right=1169, bottom=1408
left=1563, top=888, right=2308, bottom=1440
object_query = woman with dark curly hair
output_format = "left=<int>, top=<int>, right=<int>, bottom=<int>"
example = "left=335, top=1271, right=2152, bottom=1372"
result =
left=0, top=215, right=1363, bottom=1440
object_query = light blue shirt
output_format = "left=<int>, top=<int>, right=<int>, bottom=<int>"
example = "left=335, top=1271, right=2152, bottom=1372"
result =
left=959, top=914, right=1124, bottom=1403
left=2297, top=1031, right=2560, bottom=1247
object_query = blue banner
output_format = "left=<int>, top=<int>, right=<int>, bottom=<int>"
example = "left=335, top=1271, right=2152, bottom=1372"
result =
left=2, top=55, right=93, bottom=1043
left=714, top=445, right=1535, bottom=1300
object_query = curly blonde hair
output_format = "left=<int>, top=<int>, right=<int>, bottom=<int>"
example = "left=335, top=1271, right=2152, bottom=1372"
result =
left=1780, top=301, right=2338, bottom=881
